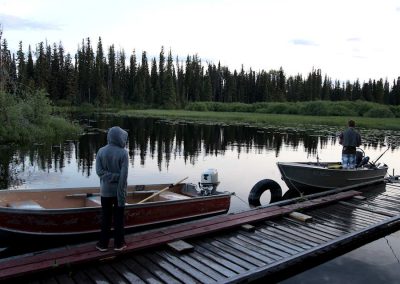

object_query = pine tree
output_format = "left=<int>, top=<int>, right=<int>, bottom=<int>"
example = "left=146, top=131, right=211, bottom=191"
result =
left=150, top=57, right=159, bottom=105
left=158, top=46, right=165, bottom=105
left=128, top=49, right=137, bottom=103
left=16, top=41, right=26, bottom=87
left=163, top=49, right=176, bottom=108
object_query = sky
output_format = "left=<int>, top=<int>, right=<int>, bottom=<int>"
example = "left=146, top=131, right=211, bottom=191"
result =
left=0, top=0, right=399, bottom=83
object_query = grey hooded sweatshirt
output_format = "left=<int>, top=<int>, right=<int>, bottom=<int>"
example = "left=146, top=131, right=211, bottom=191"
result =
left=96, top=126, right=129, bottom=206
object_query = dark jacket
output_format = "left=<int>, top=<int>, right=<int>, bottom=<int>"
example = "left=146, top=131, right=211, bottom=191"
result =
left=96, top=126, right=129, bottom=206
left=339, top=127, right=361, bottom=154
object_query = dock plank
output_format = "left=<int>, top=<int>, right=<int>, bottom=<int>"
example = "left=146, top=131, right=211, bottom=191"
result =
left=210, top=237, right=272, bottom=265
left=145, top=252, right=197, bottom=284
left=157, top=250, right=217, bottom=283
left=169, top=251, right=226, bottom=282
left=272, top=220, right=333, bottom=242
left=193, top=243, right=246, bottom=274
left=222, top=234, right=283, bottom=261
left=234, top=232, right=291, bottom=258
left=281, top=217, right=344, bottom=238
left=112, top=262, right=146, bottom=284
left=238, top=230, right=301, bottom=255
left=134, top=254, right=181, bottom=284
left=187, top=251, right=237, bottom=278
left=257, top=227, right=313, bottom=250
left=122, top=258, right=162, bottom=284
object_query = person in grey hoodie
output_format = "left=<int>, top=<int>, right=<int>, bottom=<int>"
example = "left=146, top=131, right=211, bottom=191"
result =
left=95, top=126, right=129, bottom=252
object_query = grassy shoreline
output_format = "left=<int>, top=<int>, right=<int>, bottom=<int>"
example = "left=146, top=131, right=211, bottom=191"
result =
left=116, top=109, right=400, bottom=130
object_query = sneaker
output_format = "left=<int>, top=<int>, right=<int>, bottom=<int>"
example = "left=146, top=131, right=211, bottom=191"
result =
left=114, top=242, right=127, bottom=251
left=96, top=242, right=108, bottom=252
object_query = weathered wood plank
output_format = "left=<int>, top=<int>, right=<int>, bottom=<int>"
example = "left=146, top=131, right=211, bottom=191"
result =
left=239, top=230, right=301, bottom=255
left=166, top=250, right=226, bottom=282
left=235, top=232, right=292, bottom=258
left=70, top=270, right=93, bottom=284
left=307, top=212, right=357, bottom=233
left=264, top=222, right=323, bottom=245
left=275, top=219, right=333, bottom=242
left=281, top=217, right=345, bottom=238
left=222, top=234, right=283, bottom=261
left=211, top=237, right=273, bottom=265
left=257, top=228, right=313, bottom=250
left=156, top=250, right=217, bottom=283
left=187, top=251, right=237, bottom=278
left=278, top=219, right=336, bottom=241
left=83, top=267, right=109, bottom=283
left=112, top=262, right=146, bottom=284
left=122, top=258, right=162, bottom=284
left=145, top=252, right=197, bottom=284
left=193, top=243, right=246, bottom=274
left=310, top=209, right=366, bottom=231
left=98, top=263, right=129, bottom=283
left=326, top=207, right=378, bottom=226
left=299, top=219, right=347, bottom=237
left=198, top=240, right=259, bottom=270
left=134, top=254, right=181, bottom=284
left=167, top=240, right=194, bottom=253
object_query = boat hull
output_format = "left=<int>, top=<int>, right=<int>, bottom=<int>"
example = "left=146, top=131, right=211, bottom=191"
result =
left=277, top=162, right=388, bottom=192
left=0, top=186, right=231, bottom=244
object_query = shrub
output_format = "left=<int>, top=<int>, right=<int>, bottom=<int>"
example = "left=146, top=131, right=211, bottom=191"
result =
left=363, top=106, right=395, bottom=118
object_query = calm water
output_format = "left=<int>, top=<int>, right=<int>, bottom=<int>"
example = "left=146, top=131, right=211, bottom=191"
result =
left=1, top=115, right=400, bottom=282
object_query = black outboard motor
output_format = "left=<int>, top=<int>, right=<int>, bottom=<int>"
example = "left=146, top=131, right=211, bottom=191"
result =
left=358, top=156, right=370, bottom=167
left=356, top=149, right=364, bottom=166
left=356, top=148, right=370, bottom=168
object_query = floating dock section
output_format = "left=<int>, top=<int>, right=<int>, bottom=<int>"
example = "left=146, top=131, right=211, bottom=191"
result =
left=1, top=182, right=400, bottom=283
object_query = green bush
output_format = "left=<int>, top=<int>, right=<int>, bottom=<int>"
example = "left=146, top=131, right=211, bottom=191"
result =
left=0, top=90, right=80, bottom=144
left=389, top=106, right=400, bottom=118
left=363, top=106, right=395, bottom=118
left=300, top=101, right=329, bottom=116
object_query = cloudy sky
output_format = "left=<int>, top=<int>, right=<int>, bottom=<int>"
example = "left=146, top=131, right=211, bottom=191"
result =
left=1, top=0, right=399, bottom=82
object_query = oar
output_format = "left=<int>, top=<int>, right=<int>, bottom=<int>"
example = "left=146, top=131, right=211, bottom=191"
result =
left=66, top=190, right=159, bottom=198
left=138, top=177, right=189, bottom=204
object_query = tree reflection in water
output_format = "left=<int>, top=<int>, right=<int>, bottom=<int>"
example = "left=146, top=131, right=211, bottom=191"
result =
left=0, top=115, right=397, bottom=190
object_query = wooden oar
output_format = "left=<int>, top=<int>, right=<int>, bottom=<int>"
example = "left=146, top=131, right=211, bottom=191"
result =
left=138, top=177, right=189, bottom=204
left=66, top=190, right=159, bottom=198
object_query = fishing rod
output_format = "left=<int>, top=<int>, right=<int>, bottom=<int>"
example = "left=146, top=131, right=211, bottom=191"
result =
left=372, top=145, right=390, bottom=165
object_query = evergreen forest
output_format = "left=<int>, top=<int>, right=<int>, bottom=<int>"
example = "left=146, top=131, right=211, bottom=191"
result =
left=1, top=35, right=400, bottom=109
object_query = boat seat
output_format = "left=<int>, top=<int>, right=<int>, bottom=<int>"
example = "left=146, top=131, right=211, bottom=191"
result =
left=160, top=192, right=190, bottom=201
left=7, top=200, right=43, bottom=210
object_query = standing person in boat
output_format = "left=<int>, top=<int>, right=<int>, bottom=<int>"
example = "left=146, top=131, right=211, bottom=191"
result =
left=95, top=126, right=129, bottom=252
left=339, top=120, right=361, bottom=169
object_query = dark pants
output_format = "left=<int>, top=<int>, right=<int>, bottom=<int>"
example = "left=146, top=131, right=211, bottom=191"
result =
left=99, top=196, right=125, bottom=247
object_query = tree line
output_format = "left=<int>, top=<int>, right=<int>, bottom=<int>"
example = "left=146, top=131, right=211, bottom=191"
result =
left=1, top=34, right=400, bottom=107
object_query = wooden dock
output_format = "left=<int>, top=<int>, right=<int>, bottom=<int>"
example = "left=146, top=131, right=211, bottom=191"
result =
left=1, top=182, right=400, bottom=283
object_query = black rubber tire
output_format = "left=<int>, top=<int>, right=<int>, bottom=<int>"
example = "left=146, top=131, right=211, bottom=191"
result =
left=248, top=179, right=282, bottom=207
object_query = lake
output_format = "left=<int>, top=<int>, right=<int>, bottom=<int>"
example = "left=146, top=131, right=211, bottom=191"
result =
left=0, top=115, right=399, bottom=282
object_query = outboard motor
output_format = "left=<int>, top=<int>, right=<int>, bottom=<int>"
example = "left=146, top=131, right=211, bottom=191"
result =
left=356, top=149, right=364, bottom=166
left=358, top=156, right=370, bottom=167
left=199, top=169, right=220, bottom=195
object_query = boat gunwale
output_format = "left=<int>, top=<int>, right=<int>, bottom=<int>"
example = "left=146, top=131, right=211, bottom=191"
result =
left=0, top=192, right=232, bottom=214
left=277, top=161, right=389, bottom=171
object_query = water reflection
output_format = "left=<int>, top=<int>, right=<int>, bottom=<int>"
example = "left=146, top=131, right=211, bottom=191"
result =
left=0, top=115, right=398, bottom=194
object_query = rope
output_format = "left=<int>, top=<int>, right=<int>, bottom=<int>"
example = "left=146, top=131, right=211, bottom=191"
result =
left=232, top=193, right=249, bottom=206
left=385, top=236, right=400, bottom=264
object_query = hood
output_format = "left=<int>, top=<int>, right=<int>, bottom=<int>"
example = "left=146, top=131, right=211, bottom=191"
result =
left=107, top=126, right=128, bottom=148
